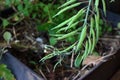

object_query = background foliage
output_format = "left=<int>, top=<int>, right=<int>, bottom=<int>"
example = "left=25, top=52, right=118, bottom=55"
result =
left=0, top=64, right=15, bottom=80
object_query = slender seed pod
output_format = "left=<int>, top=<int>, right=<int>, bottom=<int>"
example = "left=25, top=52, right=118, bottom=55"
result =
left=66, top=8, right=85, bottom=30
left=102, top=0, right=106, bottom=16
left=91, top=28, right=96, bottom=53
left=95, top=0, right=99, bottom=9
left=76, top=25, right=87, bottom=52
left=90, top=17, right=94, bottom=37
left=75, top=41, right=88, bottom=67
left=74, top=52, right=82, bottom=67
left=88, top=37, right=92, bottom=54
left=58, top=0, right=76, bottom=9
left=82, top=41, right=89, bottom=59
left=53, top=2, right=81, bottom=17
left=57, top=30, right=78, bottom=40
left=51, top=15, right=75, bottom=30
left=95, top=15, right=99, bottom=41
left=57, top=21, right=79, bottom=33
left=61, top=42, right=76, bottom=53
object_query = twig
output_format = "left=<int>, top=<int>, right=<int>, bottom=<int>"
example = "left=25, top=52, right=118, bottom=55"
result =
left=12, top=26, right=17, bottom=40
left=39, top=69, right=47, bottom=80
left=83, top=0, right=92, bottom=27
left=45, top=65, right=50, bottom=73
left=73, top=71, right=81, bottom=80
left=70, top=50, right=75, bottom=68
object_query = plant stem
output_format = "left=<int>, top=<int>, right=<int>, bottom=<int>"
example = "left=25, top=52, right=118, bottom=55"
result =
left=83, top=0, right=92, bottom=27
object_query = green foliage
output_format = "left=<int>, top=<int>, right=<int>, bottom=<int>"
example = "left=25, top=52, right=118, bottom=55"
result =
left=3, top=0, right=73, bottom=34
left=41, top=0, right=107, bottom=67
left=2, top=19, right=9, bottom=28
left=3, top=31, right=12, bottom=44
left=117, top=23, right=120, bottom=29
left=2, top=0, right=76, bottom=44
left=4, top=0, right=43, bottom=17
left=49, top=37, right=57, bottom=45
left=0, top=64, right=15, bottom=80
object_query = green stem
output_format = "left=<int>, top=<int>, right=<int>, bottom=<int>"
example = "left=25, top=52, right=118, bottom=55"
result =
left=83, top=0, right=92, bottom=27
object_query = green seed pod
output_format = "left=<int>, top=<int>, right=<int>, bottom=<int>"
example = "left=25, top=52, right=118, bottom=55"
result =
left=57, top=30, right=78, bottom=40
left=57, top=21, right=79, bottom=33
left=95, top=15, right=99, bottom=41
left=58, top=0, right=76, bottom=9
left=91, top=28, right=96, bottom=53
left=75, top=41, right=88, bottom=67
left=52, top=15, right=75, bottom=30
left=102, top=0, right=106, bottom=16
left=53, top=2, right=81, bottom=17
left=88, top=37, right=92, bottom=54
left=67, top=8, right=85, bottom=30
left=76, top=25, right=87, bottom=52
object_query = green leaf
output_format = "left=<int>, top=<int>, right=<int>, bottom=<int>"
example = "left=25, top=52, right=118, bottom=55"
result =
left=66, top=36, right=76, bottom=43
left=17, top=4, right=23, bottom=12
left=23, top=9, right=29, bottom=16
left=37, top=23, right=55, bottom=31
left=3, top=31, right=12, bottom=43
left=117, top=23, right=120, bottom=29
left=50, top=37, right=57, bottom=45
left=5, top=0, right=12, bottom=6
left=13, top=15, right=20, bottom=21
left=0, top=64, right=15, bottom=80
left=2, top=19, right=9, bottom=28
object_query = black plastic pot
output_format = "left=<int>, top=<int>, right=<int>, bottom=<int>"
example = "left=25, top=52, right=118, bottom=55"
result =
left=106, top=11, right=120, bottom=27
left=78, top=49, right=120, bottom=80
left=106, top=0, right=120, bottom=14
left=0, top=52, right=44, bottom=80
